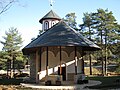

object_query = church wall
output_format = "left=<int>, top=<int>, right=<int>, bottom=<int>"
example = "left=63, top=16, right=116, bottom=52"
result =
left=39, top=47, right=60, bottom=80
left=29, top=51, right=40, bottom=83
left=39, top=46, right=83, bottom=81
left=29, top=53, right=36, bottom=82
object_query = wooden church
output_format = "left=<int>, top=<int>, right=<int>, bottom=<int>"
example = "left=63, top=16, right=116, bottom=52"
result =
left=22, top=10, right=100, bottom=85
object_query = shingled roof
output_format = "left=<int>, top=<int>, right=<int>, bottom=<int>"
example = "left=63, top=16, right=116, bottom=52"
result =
left=39, top=10, right=61, bottom=23
left=23, top=21, right=100, bottom=54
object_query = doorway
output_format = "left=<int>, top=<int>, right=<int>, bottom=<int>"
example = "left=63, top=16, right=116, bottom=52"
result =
left=58, top=66, right=66, bottom=81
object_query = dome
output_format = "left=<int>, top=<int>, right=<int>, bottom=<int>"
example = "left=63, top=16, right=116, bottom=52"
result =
left=39, top=10, right=61, bottom=23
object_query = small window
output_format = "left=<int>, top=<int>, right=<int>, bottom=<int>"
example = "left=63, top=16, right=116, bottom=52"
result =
left=52, top=21, right=56, bottom=26
left=44, top=21, right=49, bottom=30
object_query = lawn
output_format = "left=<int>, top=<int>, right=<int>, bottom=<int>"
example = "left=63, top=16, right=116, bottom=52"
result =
left=0, top=76, right=120, bottom=89
left=0, top=78, right=33, bottom=90
left=86, top=76, right=120, bottom=89
left=0, top=78, right=24, bottom=85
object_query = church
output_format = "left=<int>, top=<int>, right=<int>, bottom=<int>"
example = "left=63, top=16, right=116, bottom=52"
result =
left=22, top=10, right=100, bottom=85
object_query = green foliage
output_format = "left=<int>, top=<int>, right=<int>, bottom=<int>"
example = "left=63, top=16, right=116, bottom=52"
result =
left=96, top=9, right=119, bottom=45
left=94, top=9, right=120, bottom=63
left=79, top=8, right=120, bottom=74
left=80, top=9, right=120, bottom=57
left=1, top=27, right=23, bottom=52
left=63, top=13, right=77, bottom=29
left=79, top=12, right=96, bottom=40
left=80, top=9, right=120, bottom=44
left=0, top=27, right=25, bottom=70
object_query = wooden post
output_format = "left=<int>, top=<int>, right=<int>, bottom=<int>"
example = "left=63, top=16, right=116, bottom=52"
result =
left=75, top=46, right=77, bottom=75
left=81, top=51, right=85, bottom=74
left=81, top=57, right=84, bottom=74
left=46, top=47, right=49, bottom=76
left=39, top=47, right=42, bottom=72
left=60, top=46, right=62, bottom=75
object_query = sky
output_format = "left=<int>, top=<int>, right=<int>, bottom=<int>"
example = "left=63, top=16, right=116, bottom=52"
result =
left=0, top=0, right=120, bottom=50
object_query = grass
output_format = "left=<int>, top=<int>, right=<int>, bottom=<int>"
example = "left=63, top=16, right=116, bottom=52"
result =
left=0, top=76, right=120, bottom=89
left=86, top=76, right=120, bottom=89
left=0, top=78, right=24, bottom=85
left=0, top=78, right=34, bottom=90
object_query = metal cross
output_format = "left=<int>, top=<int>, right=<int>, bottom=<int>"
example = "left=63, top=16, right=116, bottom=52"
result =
left=49, top=0, right=55, bottom=9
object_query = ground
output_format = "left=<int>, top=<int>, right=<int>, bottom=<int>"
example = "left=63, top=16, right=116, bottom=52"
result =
left=87, top=76, right=120, bottom=89
left=0, top=85, right=16, bottom=90
left=0, top=76, right=120, bottom=90
left=0, top=85, right=33, bottom=90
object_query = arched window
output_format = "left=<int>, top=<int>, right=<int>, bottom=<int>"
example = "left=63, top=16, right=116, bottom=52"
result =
left=44, top=21, right=49, bottom=30
left=52, top=21, right=56, bottom=26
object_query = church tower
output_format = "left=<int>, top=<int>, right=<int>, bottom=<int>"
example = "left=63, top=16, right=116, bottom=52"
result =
left=39, top=10, right=61, bottom=31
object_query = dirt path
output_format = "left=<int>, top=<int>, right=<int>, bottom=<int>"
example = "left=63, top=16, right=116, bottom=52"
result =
left=0, top=85, right=16, bottom=90
left=0, top=85, right=33, bottom=90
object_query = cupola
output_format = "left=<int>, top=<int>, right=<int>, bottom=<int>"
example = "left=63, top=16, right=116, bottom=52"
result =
left=39, top=10, right=61, bottom=31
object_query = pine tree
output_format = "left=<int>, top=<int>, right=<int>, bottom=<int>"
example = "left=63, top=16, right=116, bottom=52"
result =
left=63, top=13, right=77, bottom=29
left=79, top=8, right=120, bottom=75
left=93, top=9, right=120, bottom=75
left=79, top=12, right=96, bottom=75
left=0, top=27, right=23, bottom=78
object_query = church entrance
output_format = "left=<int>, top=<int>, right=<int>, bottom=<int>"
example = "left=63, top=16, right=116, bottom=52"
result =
left=58, top=66, right=66, bottom=81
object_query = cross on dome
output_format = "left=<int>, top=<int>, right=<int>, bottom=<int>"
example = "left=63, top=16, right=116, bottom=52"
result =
left=49, top=0, right=55, bottom=9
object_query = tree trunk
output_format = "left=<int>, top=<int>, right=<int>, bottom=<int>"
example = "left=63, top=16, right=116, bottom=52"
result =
left=89, top=53, right=92, bottom=75
left=88, top=26, right=92, bottom=75
left=104, top=28, right=107, bottom=75
left=101, top=30, right=104, bottom=75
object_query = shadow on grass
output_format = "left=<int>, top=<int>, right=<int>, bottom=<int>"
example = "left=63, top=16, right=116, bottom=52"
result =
left=86, top=76, right=120, bottom=89
left=0, top=78, right=24, bottom=85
